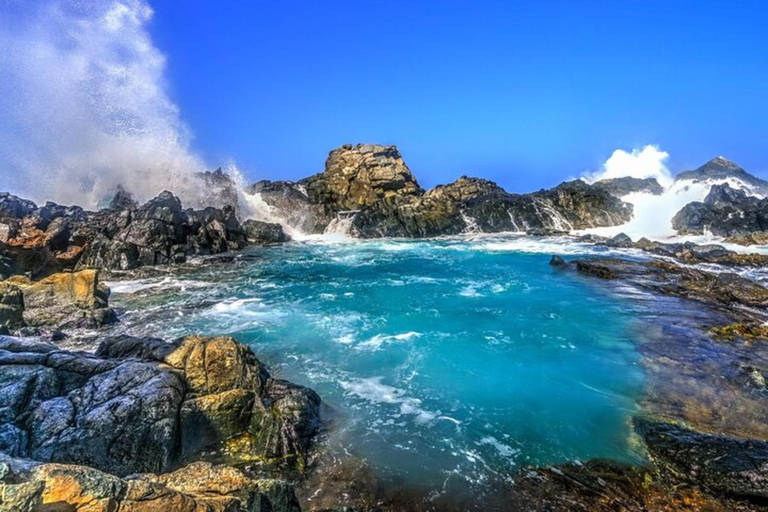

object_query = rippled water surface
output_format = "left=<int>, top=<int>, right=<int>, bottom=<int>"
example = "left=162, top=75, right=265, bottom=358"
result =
left=107, top=236, right=646, bottom=494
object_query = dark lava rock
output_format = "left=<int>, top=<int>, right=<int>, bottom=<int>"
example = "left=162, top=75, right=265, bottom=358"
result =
left=108, top=185, right=138, bottom=210
left=243, top=219, right=291, bottom=244
left=605, top=232, right=633, bottom=248
left=0, top=334, right=321, bottom=477
left=635, top=418, right=768, bottom=503
left=594, top=176, right=665, bottom=196
left=567, top=257, right=768, bottom=312
left=195, top=167, right=242, bottom=215
left=672, top=183, right=768, bottom=237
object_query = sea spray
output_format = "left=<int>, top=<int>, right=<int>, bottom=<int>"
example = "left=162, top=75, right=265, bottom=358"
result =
left=584, top=146, right=765, bottom=240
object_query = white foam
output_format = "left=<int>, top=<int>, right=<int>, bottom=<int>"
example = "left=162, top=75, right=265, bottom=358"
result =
left=356, top=331, right=421, bottom=351
left=340, top=376, right=436, bottom=424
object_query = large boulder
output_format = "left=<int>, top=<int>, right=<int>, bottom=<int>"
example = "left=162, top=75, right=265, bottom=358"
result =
left=243, top=219, right=291, bottom=244
left=0, top=270, right=116, bottom=332
left=0, top=334, right=321, bottom=476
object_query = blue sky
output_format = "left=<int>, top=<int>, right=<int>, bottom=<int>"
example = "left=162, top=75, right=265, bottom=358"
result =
left=2, top=0, right=765, bottom=197
left=146, top=0, right=768, bottom=191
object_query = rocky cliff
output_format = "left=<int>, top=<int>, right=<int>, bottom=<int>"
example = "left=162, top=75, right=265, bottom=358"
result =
left=247, top=144, right=634, bottom=237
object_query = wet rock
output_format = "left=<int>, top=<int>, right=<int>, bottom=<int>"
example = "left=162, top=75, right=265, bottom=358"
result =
left=605, top=232, right=633, bottom=248
left=549, top=255, right=566, bottom=268
left=568, top=257, right=768, bottom=312
left=109, top=185, right=139, bottom=211
left=672, top=183, right=768, bottom=237
left=635, top=418, right=768, bottom=503
left=593, top=176, right=665, bottom=196
left=526, top=227, right=570, bottom=236
left=0, top=335, right=321, bottom=476
left=243, top=219, right=291, bottom=244
left=246, top=180, right=334, bottom=235
left=195, top=167, right=241, bottom=214
left=709, top=323, right=768, bottom=341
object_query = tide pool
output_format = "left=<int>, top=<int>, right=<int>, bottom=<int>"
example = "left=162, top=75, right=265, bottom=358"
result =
left=107, top=236, right=645, bottom=495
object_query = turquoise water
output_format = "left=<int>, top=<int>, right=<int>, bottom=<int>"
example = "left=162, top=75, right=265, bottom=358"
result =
left=107, top=236, right=645, bottom=494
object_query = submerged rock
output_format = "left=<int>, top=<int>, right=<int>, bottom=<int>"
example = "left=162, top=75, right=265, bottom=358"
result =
left=636, top=418, right=768, bottom=503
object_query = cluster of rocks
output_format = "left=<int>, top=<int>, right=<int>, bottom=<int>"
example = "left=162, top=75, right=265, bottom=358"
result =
left=249, top=144, right=633, bottom=238
left=580, top=231, right=768, bottom=266
left=0, top=189, right=289, bottom=278
left=673, top=183, right=768, bottom=241
left=0, top=334, right=321, bottom=511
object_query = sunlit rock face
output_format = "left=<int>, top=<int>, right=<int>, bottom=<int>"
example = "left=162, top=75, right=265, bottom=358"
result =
left=305, top=144, right=424, bottom=211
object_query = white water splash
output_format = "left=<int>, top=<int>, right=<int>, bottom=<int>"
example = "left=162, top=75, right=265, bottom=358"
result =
left=0, top=1, right=220, bottom=208
left=585, top=146, right=673, bottom=188
left=582, top=146, right=762, bottom=240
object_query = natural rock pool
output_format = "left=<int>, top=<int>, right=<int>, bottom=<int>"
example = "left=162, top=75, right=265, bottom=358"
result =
left=105, top=236, right=647, bottom=500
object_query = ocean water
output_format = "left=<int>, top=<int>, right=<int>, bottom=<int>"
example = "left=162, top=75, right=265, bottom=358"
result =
left=106, top=235, right=646, bottom=496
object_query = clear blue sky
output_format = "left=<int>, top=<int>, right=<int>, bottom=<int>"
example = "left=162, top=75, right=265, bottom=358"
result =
left=149, top=0, right=768, bottom=191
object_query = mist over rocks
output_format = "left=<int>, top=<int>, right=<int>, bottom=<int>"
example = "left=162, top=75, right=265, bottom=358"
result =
left=593, top=176, right=664, bottom=196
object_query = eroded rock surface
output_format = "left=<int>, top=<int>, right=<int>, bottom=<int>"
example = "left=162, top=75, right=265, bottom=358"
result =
left=0, top=269, right=116, bottom=332
left=0, top=335, right=321, bottom=477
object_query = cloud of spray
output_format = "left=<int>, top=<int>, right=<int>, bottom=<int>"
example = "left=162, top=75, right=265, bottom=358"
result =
left=0, top=0, right=214, bottom=208
left=584, top=145, right=673, bottom=188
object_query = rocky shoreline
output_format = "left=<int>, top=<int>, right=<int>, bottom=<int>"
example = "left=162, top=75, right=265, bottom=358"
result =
left=1, top=145, right=768, bottom=510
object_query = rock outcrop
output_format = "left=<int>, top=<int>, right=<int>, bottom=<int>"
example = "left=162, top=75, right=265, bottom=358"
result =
left=675, top=156, right=768, bottom=194
left=0, top=335, right=321, bottom=476
left=243, top=220, right=291, bottom=244
left=0, top=190, right=256, bottom=276
left=636, top=418, right=768, bottom=502
left=0, top=270, right=116, bottom=332
left=246, top=144, right=634, bottom=238
left=672, top=183, right=768, bottom=237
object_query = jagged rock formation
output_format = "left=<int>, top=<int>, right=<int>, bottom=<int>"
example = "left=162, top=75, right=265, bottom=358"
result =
left=247, top=144, right=634, bottom=237
left=307, top=144, right=423, bottom=210
left=672, top=183, right=768, bottom=237
left=0, top=335, right=321, bottom=477
left=593, top=176, right=664, bottom=196
left=0, top=270, right=116, bottom=332
left=0, top=190, right=255, bottom=276
left=676, top=156, right=768, bottom=194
